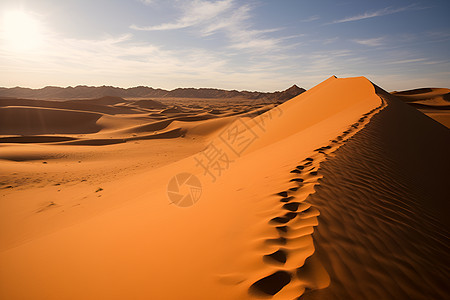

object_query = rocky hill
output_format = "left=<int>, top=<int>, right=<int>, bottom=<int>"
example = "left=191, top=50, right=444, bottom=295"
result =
left=0, top=84, right=305, bottom=101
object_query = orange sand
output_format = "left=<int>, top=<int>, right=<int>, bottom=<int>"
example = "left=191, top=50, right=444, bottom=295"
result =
left=0, top=76, right=449, bottom=299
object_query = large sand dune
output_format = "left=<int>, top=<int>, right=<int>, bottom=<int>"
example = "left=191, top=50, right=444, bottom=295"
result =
left=0, top=76, right=449, bottom=299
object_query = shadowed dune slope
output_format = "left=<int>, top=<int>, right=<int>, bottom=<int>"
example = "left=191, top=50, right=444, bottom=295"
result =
left=301, top=86, right=450, bottom=299
left=0, top=107, right=102, bottom=135
left=0, top=97, right=142, bottom=115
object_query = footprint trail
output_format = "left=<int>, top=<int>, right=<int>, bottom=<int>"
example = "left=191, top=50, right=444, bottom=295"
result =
left=248, top=99, right=386, bottom=299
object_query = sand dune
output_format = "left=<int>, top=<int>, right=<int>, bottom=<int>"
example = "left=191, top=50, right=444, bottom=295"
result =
left=0, top=97, right=141, bottom=115
left=0, top=76, right=449, bottom=299
left=131, top=99, right=167, bottom=109
left=0, top=95, right=279, bottom=147
left=391, top=87, right=450, bottom=127
left=392, top=87, right=450, bottom=103
left=0, top=106, right=103, bottom=135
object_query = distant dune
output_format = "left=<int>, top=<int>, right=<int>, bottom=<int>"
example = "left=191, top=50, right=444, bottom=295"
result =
left=392, top=88, right=450, bottom=127
left=0, top=93, right=281, bottom=146
left=0, top=77, right=448, bottom=299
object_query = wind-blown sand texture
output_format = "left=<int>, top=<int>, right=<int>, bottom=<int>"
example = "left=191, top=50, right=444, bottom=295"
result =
left=0, top=76, right=449, bottom=299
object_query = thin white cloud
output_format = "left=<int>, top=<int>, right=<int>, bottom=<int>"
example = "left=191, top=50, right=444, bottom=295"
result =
left=322, top=37, right=338, bottom=45
left=138, top=0, right=154, bottom=5
left=330, top=5, right=423, bottom=24
left=131, top=0, right=289, bottom=52
left=421, top=60, right=450, bottom=65
left=353, top=37, right=385, bottom=47
left=230, top=38, right=278, bottom=50
left=302, top=15, right=319, bottom=22
left=200, top=3, right=251, bottom=36
left=131, top=0, right=233, bottom=31
left=388, top=58, right=428, bottom=64
left=201, top=4, right=286, bottom=52
left=1, top=31, right=304, bottom=91
left=0, top=32, right=232, bottom=88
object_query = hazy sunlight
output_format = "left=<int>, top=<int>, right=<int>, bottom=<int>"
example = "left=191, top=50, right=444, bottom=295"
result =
left=2, top=10, right=43, bottom=51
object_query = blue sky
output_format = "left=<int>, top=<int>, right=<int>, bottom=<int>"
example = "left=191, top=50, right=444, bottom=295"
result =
left=0, top=0, right=449, bottom=91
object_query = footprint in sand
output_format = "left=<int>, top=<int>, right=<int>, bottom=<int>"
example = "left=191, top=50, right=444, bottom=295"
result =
left=265, top=237, right=287, bottom=246
left=264, top=249, right=288, bottom=264
left=283, top=202, right=301, bottom=212
left=249, top=271, right=291, bottom=296
left=270, top=216, right=291, bottom=224
left=276, top=191, right=288, bottom=197
left=276, top=226, right=288, bottom=234
left=284, top=212, right=298, bottom=220
left=250, top=109, right=383, bottom=297
left=280, top=196, right=294, bottom=202
left=290, top=178, right=304, bottom=183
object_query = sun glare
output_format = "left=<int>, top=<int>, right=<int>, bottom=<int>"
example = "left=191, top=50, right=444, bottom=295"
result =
left=2, top=10, right=43, bottom=51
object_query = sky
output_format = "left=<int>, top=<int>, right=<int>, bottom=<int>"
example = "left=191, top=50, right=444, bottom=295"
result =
left=0, top=0, right=449, bottom=91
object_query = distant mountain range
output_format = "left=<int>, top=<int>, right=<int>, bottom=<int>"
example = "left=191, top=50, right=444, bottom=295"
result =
left=0, top=84, right=305, bottom=101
